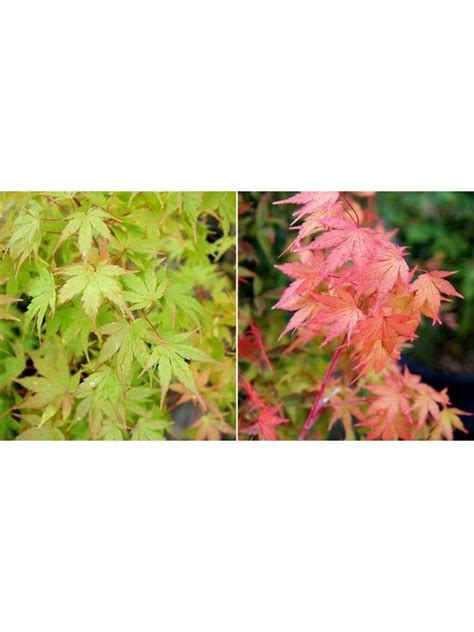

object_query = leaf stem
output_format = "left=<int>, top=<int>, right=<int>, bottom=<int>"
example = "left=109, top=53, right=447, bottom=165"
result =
left=298, top=336, right=347, bottom=440
left=342, top=193, right=360, bottom=227
left=0, top=403, right=18, bottom=420
left=141, top=312, right=168, bottom=344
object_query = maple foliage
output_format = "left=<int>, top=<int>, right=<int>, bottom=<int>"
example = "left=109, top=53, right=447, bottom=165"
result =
left=239, top=191, right=467, bottom=441
left=0, top=192, right=235, bottom=440
left=239, top=379, right=288, bottom=440
left=411, top=270, right=463, bottom=324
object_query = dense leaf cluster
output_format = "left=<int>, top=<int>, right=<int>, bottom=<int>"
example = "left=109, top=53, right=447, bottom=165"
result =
left=239, top=192, right=466, bottom=440
left=0, top=192, right=236, bottom=440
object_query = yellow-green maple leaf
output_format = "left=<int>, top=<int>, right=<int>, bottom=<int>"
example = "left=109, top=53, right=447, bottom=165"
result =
left=122, top=269, right=168, bottom=311
left=141, top=332, right=215, bottom=407
left=57, top=262, right=129, bottom=319
left=24, top=268, right=56, bottom=338
left=97, top=318, right=150, bottom=385
left=6, top=208, right=42, bottom=267
left=56, top=206, right=114, bottom=257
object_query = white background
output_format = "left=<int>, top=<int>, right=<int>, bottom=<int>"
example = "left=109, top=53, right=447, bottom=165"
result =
left=1, top=1, right=474, bottom=631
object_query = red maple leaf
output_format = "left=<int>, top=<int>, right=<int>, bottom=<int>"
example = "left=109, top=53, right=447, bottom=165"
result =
left=274, top=193, right=344, bottom=251
left=365, top=244, right=410, bottom=294
left=240, top=406, right=288, bottom=441
left=303, top=218, right=386, bottom=279
left=411, top=270, right=463, bottom=324
left=308, top=289, right=364, bottom=345
left=239, top=378, right=288, bottom=440
left=275, top=250, right=324, bottom=282
left=358, top=413, right=414, bottom=440
left=274, top=192, right=340, bottom=222
left=351, top=308, right=418, bottom=375
left=239, top=317, right=272, bottom=372
left=430, top=408, right=468, bottom=440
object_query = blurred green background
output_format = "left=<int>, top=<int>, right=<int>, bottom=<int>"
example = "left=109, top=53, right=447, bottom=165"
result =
left=377, top=192, right=474, bottom=374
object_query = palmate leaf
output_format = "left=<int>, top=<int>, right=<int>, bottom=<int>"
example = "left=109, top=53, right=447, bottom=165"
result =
left=182, top=192, right=203, bottom=238
left=6, top=207, right=42, bottom=268
left=0, top=191, right=236, bottom=440
left=412, top=270, right=463, bottom=324
left=0, top=342, right=26, bottom=389
left=122, top=269, right=168, bottom=311
left=191, top=413, right=235, bottom=441
left=75, top=366, right=125, bottom=439
left=97, top=318, right=150, bottom=385
left=131, top=415, right=172, bottom=440
left=46, top=306, right=92, bottom=356
left=310, top=289, right=364, bottom=345
left=0, top=292, right=21, bottom=330
left=164, top=282, right=205, bottom=328
left=202, top=191, right=236, bottom=236
left=15, top=345, right=79, bottom=420
left=304, top=218, right=385, bottom=279
left=142, top=333, right=215, bottom=407
left=57, top=262, right=129, bottom=319
left=24, top=267, right=56, bottom=338
left=56, top=206, right=114, bottom=257
left=17, top=426, right=65, bottom=441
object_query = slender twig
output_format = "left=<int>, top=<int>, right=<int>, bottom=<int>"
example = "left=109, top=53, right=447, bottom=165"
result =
left=141, top=312, right=168, bottom=344
left=298, top=335, right=347, bottom=440
left=0, top=404, right=18, bottom=420
left=342, top=193, right=360, bottom=227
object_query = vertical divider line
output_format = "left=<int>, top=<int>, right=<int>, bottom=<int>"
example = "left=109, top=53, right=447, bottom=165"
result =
left=234, top=190, right=239, bottom=441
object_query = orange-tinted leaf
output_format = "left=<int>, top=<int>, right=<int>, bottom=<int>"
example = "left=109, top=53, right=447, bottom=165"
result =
left=309, top=289, right=364, bottom=345
left=412, top=270, right=463, bottom=324
left=366, top=244, right=410, bottom=294
left=304, top=219, right=385, bottom=278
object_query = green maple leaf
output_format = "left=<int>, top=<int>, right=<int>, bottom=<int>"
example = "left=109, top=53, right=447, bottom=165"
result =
left=100, top=420, right=125, bottom=440
left=0, top=292, right=21, bottom=330
left=202, top=191, right=235, bottom=236
left=142, top=332, right=215, bottom=407
left=6, top=207, right=42, bottom=267
left=75, top=366, right=124, bottom=439
left=97, top=318, right=150, bottom=385
left=122, top=269, right=168, bottom=311
left=0, top=342, right=25, bottom=388
left=182, top=192, right=203, bottom=239
left=56, top=206, right=114, bottom=257
left=131, top=414, right=172, bottom=440
left=24, top=267, right=56, bottom=338
left=164, top=282, right=205, bottom=328
left=17, top=426, right=65, bottom=440
left=15, top=345, right=79, bottom=419
left=178, top=262, right=219, bottom=289
left=47, top=305, right=92, bottom=356
left=0, top=190, right=236, bottom=441
left=57, top=261, right=129, bottom=319
left=191, top=413, right=235, bottom=440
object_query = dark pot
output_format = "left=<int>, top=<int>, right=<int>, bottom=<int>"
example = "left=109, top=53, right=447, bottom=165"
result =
left=402, top=356, right=474, bottom=440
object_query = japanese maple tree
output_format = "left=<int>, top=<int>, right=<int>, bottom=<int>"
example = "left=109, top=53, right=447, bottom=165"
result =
left=239, top=192, right=467, bottom=440
left=0, top=192, right=236, bottom=440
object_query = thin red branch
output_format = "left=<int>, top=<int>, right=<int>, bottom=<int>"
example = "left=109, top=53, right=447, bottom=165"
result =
left=342, top=193, right=360, bottom=227
left=298, top=336, right=347, bottom=440
left=249, top=318, right=272, bottom=373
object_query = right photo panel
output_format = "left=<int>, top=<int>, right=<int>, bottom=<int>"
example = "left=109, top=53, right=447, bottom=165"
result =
left=238, top=192, right=474, bottom=440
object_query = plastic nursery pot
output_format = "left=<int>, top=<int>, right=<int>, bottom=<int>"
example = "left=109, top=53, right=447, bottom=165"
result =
left=402, top=356, right=474, bottom=440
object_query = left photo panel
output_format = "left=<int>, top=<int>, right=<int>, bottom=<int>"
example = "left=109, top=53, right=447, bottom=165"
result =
left=0, top=192, right=236, bottom=440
